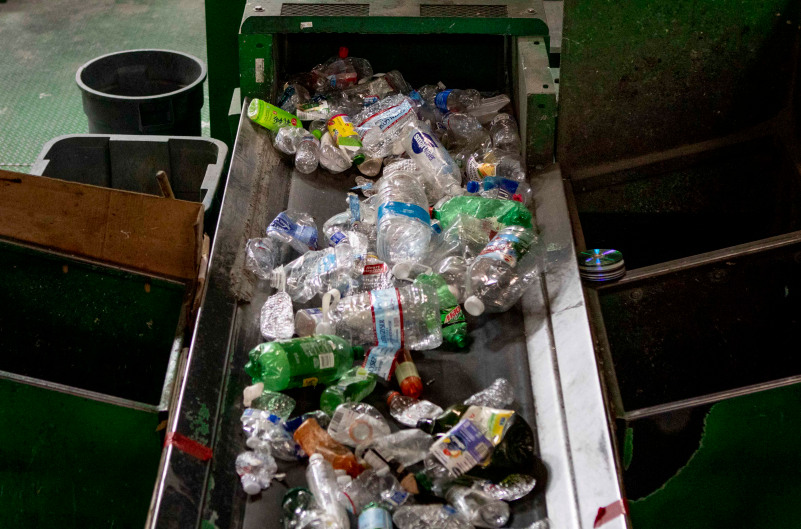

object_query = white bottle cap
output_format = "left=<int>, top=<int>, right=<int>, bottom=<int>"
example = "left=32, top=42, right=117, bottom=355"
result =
left=309, top=453, right=324, bottom=464
left=464, top=295, right=485, bottom=316
left=242, top=382, right=264, bottom=407
left=447, top=284, right=460, bottom=299
left=241, top=475, right=262, bottom=495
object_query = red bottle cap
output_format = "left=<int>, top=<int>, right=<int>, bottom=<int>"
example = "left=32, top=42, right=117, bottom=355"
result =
left=339, top=47, right=349, bottom=59
left=386, top=391, right=401, bottom=407
left=512, top=193, right=523, bottom=202
left=429, top=206, right=434, bottom=218
left=400, top=377, right=423, bottom=399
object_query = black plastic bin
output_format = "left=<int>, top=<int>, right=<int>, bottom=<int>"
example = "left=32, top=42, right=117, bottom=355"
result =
left=76, top=49, right=206, bottom=135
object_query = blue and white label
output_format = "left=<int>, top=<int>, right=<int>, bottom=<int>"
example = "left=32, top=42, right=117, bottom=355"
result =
left=347, top=193, right=361, bottom=224
left=377, top=201, right=430, bottom=226
left=383, top=488, right=410, bottom=508
left=358, top=99, right=414, bottom=132
left=362, top=95, right=380, bottom=107
left=410, top=131, right=440, bottom=162
left=435, top=89, right=453, bottom=113
left=364, top=345, right=400, bottom=380
left=358, top=505, right=393, bottom=529
left=363, top=287, right=404, bottom=379
left=479, top=232, right=530, bottom=268
left=330, top=231, right=349, bottom=246
left=483, top=176, right=520, bottom=199
left=314, top=252, right=338, bottom=275
left=267, top=212, right=318, bottom=251
left=430, top=419, right=494, bottom=477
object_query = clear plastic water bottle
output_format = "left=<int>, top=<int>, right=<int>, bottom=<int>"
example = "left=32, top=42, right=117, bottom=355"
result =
left=401, top=121, right=462, bottom=203
left=282, top=488, right=317, bottom=529
left=358, top=502, right=393, bottom=529
left=340, top=469, right=412, bottom=514
left=464, top=225, right=540, bottom=316
left=375, top=171, right=431, bottom=265
left=444, top=485, right=510, bottom=528
left=235, top=450, right=278, bottom=495
left=355, top=428, right=433, bottom=467
left=393, top=504, right=473, bottom=529
left=306, top=453, right=351, bottom=529
left=357, top=156, right=383, bottom=177
left=320, top=131, right=353, bottom=174
left=489, top=113, right=521, bottom=153
left=443, top=112, right=485, bottom=147
left=275, top=126, right=310, bottom=156
left=243, top=382, right=297, bottom=419
left=387, top=391, right=444, bottom=428
left=296, top=133, right=321, bottom=174
left=244, top=237, right=279, bottom=280
left=434, top=88, right=482, bottom=114
left=322, top=283, right=442, bottom=351
left=327, top=402, right=391, bottom=448
left=267, top=210, right=319, bottom=254
left=463, top=378, right=515, bottom=409
left=354, top=94, right=418, bottom=158
left=241, top=408, right=305, bottom=461
left=272, top=244, right=359, bottom=303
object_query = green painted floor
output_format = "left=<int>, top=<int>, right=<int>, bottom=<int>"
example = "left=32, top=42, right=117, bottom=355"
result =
left=0, top=0, right=210, bottom=173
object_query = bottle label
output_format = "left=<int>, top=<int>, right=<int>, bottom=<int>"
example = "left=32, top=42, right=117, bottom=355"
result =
left=267, top=212, right=318, bottom=251
left=394, top=360, right=419, bottom=382
left=442, top=305, right=466, bottom=326
left=430, top=419, right=494, bottom=477
left=278, top=339, right=338, bottom=386
left=328, top=114, right=362, bottom=148
left=296, top=97, right=330, bottom=120
left=409, top=131, right=440, bottom=162
left=247, top=99, right=301, bottom=131
left=482, top=176, right=519, bottom=200
left=478, top=232, right=531, bottom=268
left=463, top=406, right=515, bottom=446
left=314, top=251, right=338, bottom=275
left=383, top=488, right=410, bottom=508
left=377, top=201, right=431, bottom=226
left=358, top=505, right=393, bottom=529
left=330, top=231, right=349, bottom=246
left=363, top=262, right=389, bottom=276
left=435, top=89, right=453, bottom=113
left=362, top=288, right=404, bottom=379
left=357, top=99, right=415, bottom=133
left=363, top=95, right=379, bottom=107
left=466, top=157, right=497, bottom=181
left=348, top=192, right=361, bottom=224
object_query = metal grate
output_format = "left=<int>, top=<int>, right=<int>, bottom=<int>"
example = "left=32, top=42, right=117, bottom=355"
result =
left=420, top=4, right=508, bottom=17
left=280, top=3, right=369, bottom=16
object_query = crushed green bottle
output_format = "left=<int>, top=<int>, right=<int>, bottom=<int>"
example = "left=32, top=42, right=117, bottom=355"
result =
left=244, top=335, right=361, bottom=391
left=434, top=196, right=533, bottom=231
left=319, top=366, right=378, bottom=416
left=413, top=273, right=468, bottom=349
left=247, top=98, right=303, bottom=132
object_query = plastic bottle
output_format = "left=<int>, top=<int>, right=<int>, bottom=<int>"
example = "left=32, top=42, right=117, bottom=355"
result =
left=306, top=453, right=351, bottom=528
left=444, top=485, right=510, bottom=528
left=434, top=88, right=482, bottom=114
left=387, top=391, right=443, bottom=428
left=282, top=487, right=317, bottom=529
left=434, top=195, right=533, bottom=232
left=358, top=502, right=393, bottom=529
left=464, top=378, right=515, bottom=409
left=443, top=112, right=485, bottom=147
left=272, top=244, right=358, bottom=303
left=394, top=349, right=423, bottom=398
left=235, top=450, right=278, bottom=495
left=342, top=70, right=411, bottom=108
left=467, top=94, right=511, bottom=124
left=244, top=237, right=278, bottom=280
left=393, top=504, right=473, bottom=529
left=401, top=121, right=462, bottom=203
left=355, top=429, right=433, bottom=468
left=244, top=335, right=359, bottom=391
left=328, top=113, right=366, bottom=165
left=375, top=171, right=431, bottom=265
left=320, top=367, right=378, bottom=416
left=248, top=98, right=303, bottom=131
left=241, top=408, right=305, bottom=461
left=243, top=382, right=297, bottom=418
left=312, top=49, right=373, bottom=92
left=354, top=94, right=418, bottom=158
left=340, top=469, right=412, bottom=515
left=267, top=210, right=319, bottom=254
left=296, top=419, right=364, bottom=478
left=296, top=134, right=321, bottom=174
left=489, top=113, right=521, bottom=153
left=357, top=156, right=383, bottom=177
left=321, top=284, right=442, bottom=352
left=412, top=274, right=468, bottom=349
left=464, top=225, right=540, bottom=316
left=327, top=402, right=391, bottom=448
left=275, top=126, right=311, bottom=156
left=359, top=253, right=395, bottom=292
left=320, top=131, right=354, bottom=173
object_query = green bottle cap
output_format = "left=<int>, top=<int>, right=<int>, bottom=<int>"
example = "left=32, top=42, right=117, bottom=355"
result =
left=353, top=153, right=366, bottom=165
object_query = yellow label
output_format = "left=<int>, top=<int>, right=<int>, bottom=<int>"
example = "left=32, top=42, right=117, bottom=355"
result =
left=394, top=361, right=419, bottom=382
left=477, top=163, right=497, bottom=177
left=464, top=405, right=515, bottom=446
left=302, top=377, right=319, bottom=387
left=327, top=114, right=356, bottom=140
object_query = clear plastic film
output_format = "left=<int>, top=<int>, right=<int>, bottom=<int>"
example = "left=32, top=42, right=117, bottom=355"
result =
left=235, top=450, right=278, bottom=495
left=245, top=237, right=278, bottom=281
left=241, top=408, right=305, bottom=461
left=393, top=504, right=473, bottom=529
left=355, top=428, right=433, bottom=468
left=463, top=378, right=515, bottom=409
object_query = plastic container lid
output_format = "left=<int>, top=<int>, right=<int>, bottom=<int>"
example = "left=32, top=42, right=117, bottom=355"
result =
left=241, top=475, right=262, bottom=495
left=464, top=295, right=485, bottom=316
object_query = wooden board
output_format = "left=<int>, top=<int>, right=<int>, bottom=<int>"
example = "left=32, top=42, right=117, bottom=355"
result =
left=0, top=169, right=203, bottom=282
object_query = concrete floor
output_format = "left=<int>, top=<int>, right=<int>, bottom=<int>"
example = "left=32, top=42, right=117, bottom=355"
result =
left=0, top=0, right=210, bottom=173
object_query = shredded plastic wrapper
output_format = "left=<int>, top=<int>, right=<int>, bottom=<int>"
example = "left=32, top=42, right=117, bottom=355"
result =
left=243, top=383, right=297, bottom=419
left=393, top=504, right=473, bottom=529
left=245, top=238, right=277, bottom=281
left=471, top=473, right=537, bottom=502
left=463, top=378, right=515, bottom=408
left=260, top=291, right=295, bottom=340
left=235, top=450, right=278, bottom=495
left=241, top=408, right=305, bottom=461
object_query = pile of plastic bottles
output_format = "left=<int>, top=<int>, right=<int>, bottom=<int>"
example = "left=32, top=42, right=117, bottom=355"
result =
left=237, top=49, right=550, bottom=529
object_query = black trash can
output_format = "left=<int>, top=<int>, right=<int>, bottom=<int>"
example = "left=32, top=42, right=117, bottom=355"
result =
left=76, top=49, right=206, bottom=135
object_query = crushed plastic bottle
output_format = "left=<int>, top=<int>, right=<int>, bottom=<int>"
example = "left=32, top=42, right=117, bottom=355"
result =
left=320, top=367, right=378, bottom=416
left=359, top=253, right=395, bottom=293
left=245, top=237, right=278, bottom=280
left=443, top=112, right=485, bottom=148
left=354, top=94, right=418, bottom=158
left=434, top=195, right=533, bottom=232
left=312, top=49, right=373, bottom=92
left=461, top=473, right=537, bottom=502
left=387, top=391, right=444, bottom=428
left=375, top=171, right=431, bottom=265
left=296, top=133, right=321, bottom=174
left=340, top=468, right=412, bottom=514
left=245, top=335, right=359, bottom=391
left=341, top=70, right=411, bottom=108
left=393, top=504, right=473, bottom=529
left=444, top=484, right=510, bottom=528
left=358, top=502, right=393, bottom=529
left=275, top=126, right=311, bottom=156
left=306, top=453, right=351, bottom=529
left=236, top=450, right=278, bottom=495
left=489, top=113, right=521, bottom=154
left=463, top=379, right=515, bottom=409
left=401, top=121, right=462, bottom=203
left=277, top=83, right=311, bottom=114
left=267, top=210, right=319, bottom=254
left=434, top=88, right=482, bottom=114
left=241, top=408, right=305, bottom=461
left=413, top=273, right=467, bottom=349
left=272, top=244, right=358, bottom=303
left=327, top=402, right=391, bottom=448
left=295, top=418, right=364, bottom=478
left=320, top=131, right=354, bottom=173
left=464, top=225, right=540, bottom=316
left=243, top=382, right=297, bottom=419
left=355, top=428, right=433, bottom=468
left=282, top=487, right=317, bottom=529
left=260, top=290, right=295, bottom=340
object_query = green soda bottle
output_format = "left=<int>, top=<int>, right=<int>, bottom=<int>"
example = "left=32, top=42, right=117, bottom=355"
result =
left=433, top=196, right=533, bottom=231
left=413, top=273, right=468, bottom=349
left=245, top=335, right=360, bottom=391
left=248, top=98, right=303, bottom=132
left=320, top=366, right=377, bottom=416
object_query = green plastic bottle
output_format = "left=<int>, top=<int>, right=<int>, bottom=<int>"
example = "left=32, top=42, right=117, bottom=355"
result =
left=245, top=335, right=360, bottom=391
left=248, top=98, right=303, bottom=132
left=413, top=273, right=468, bottom=349
left=319, top=366, right=377, bottom=416
left=434, top=196, right=533, bottom=231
